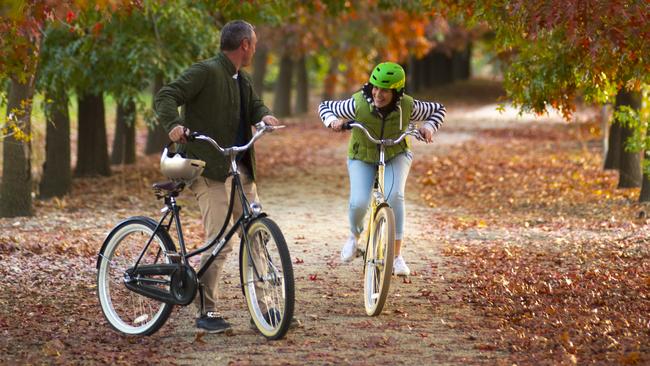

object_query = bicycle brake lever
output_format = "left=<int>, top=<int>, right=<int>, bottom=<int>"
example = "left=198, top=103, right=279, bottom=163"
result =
left=187, top=131, right=200, bottom=142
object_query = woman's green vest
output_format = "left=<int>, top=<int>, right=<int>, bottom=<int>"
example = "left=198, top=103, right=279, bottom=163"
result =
left=349, top=91, right=414, bottom=163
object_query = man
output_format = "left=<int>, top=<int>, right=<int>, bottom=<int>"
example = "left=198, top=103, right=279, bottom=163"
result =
left=155, top=20, right=279, bottom=334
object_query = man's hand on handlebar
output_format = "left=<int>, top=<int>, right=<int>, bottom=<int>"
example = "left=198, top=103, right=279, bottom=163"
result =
left=169, top=125, right=189, bottom=144
left=262, top=115, right=280, bottom=127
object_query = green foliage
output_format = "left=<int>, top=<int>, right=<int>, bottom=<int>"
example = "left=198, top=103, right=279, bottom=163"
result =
left=442, top=0, right=649, bottom=118
left=616, top=105, right=645, bottom=153
left=501, top=28, right=580, bottom=118
left=0, top=78, right=7, bottom=106
left=36, top=0, right=219, bottom=124
left=196, top=0, right=291, bottom=25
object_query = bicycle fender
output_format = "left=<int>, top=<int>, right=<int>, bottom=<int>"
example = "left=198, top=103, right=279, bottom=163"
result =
left=363, top=203, right=393, bottom=273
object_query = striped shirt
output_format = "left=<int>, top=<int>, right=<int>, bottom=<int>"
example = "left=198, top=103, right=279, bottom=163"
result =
left=318, top=97, right=446, bottom=132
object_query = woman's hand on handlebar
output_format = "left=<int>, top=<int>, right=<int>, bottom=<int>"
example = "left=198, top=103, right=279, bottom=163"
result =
left=169, top=125, right=189, bottom=143
left=418, top=125, right=434, bottom=143
left=330, top=119, right=347, bottom=132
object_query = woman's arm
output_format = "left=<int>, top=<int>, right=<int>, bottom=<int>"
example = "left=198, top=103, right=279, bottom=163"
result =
left=318, top=98, right=357, bottom=127
left=410, top=99, right=446, bottom=132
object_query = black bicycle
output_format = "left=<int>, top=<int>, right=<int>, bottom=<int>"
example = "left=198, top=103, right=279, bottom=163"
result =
left=96, top=123, right=294, bottom=339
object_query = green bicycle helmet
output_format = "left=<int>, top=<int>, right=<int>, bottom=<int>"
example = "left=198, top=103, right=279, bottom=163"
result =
left=369, top=62, right=405, bottom=91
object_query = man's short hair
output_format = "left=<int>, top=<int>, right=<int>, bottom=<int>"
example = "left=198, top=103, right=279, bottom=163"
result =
left=220, top=20, right=254, bottom=51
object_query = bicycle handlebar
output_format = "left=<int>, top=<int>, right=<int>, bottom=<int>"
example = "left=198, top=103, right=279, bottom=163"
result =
left=186, top=122, right=284, bottom=156
left=344, top=121, right=423, bottom=146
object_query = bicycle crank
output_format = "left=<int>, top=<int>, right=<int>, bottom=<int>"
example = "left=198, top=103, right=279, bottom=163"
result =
left=124, top=263, right=198, bottom=305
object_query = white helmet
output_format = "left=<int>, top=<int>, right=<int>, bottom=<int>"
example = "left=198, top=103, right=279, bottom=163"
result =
left=160, top=145, right=206, bottom=182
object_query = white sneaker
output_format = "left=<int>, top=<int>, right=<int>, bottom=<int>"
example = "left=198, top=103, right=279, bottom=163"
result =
left=340, top=234, right=358, bottom=263
left=393, top=255, right=410, bottom=276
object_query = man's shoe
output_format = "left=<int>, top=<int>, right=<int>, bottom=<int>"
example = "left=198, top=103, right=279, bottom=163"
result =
left=196, top=312, right=232, bottom=334
left=393, top=255, right=410, bottom=276
left=340, top=234, right=358, bottom=263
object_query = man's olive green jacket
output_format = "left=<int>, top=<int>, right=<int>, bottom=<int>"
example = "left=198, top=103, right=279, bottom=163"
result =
left=154, top=52, right=271, bottom=182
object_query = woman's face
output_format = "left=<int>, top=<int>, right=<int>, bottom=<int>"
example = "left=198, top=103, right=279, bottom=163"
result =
left=372, top=86, right=394, bottom=108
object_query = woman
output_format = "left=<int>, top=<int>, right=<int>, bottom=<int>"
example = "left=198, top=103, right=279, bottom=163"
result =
left=318, top=61, right=446, bottom=276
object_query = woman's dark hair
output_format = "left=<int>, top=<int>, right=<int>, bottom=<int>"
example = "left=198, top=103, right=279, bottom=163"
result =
left=220, top=20, right=254, bottom=51
left=361, top=83, right=404, bottom=114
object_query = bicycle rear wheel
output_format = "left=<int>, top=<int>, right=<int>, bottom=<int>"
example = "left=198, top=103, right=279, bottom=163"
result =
left=240, top=217, right=295, bottom=340
left=97, top=217, right=176, bottom=336
left=364, top=206, right=395, bottom=316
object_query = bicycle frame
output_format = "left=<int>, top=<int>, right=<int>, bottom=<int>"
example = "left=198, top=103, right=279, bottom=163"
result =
left=142, top=169, right=258, bottom=278
left=130, top=125, right=281, bottom=294
left=346, top=122, right=420, bottom=249
left=365, top=146, right=388, bottom=250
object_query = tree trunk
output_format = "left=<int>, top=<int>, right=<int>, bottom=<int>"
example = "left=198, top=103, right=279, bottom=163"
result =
left=252, top=44, right=269, bottom=96
left=39, top=90, right=71, bottom=199
left=616, top=89, right=642, bottom=188
left=294, top=56, right=309, bottom=114
left=111, top=99, right=136, bottom=165
left=75, top=92, right=111, bottom=177
left=640, top=151, right=650, bottom=202
left=322, top=58, right=339, bottom=100
left=604, top=117, right=621, bottom=170
left=451, top=43, right=472, bottom=81
left=145, top=74, right=168, bottom=155
left=0, top=77, right=34, bottom=217
left=407, top=55, right=423, bottom=93
left=429, top=50, right=454, bottom=85
left=273, top=53, right=293, bottom=117
left=600, top=105, right=610, bottom=164
left=422, top=52, right=434, bottom=86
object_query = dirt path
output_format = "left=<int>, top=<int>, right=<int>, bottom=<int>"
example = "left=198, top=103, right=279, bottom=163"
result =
left=160, top=120, right=502, bottom=364
left=166, top=103, right=585, bottom=364
left=1, top=96, right=584, bottom=364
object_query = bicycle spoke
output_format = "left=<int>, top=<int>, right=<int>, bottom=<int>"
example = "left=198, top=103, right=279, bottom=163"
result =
left=364, top=208, right=395, bottom=316
left=242, top=218, right=294, bottom=339
left=98, top=220, right=174, bottom=335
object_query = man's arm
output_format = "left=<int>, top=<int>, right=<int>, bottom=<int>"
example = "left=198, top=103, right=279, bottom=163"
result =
left=241, top=72, right=272, bottom=125
left=154, top=63, right=209, bottom=135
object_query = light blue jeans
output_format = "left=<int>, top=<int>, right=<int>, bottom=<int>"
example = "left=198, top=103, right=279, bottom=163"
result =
left=347, top=151, right=413, bottom=240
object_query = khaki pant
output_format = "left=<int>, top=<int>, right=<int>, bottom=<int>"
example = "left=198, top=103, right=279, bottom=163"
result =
left=190, top=169, right=258, bottom=315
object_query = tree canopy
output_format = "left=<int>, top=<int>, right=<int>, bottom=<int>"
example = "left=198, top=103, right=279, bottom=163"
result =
left=441, top=0, right=649, bottom=117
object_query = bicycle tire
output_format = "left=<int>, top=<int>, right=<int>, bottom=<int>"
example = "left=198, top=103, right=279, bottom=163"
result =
left=364, top=206, right=395, bottom=316
left=240, top=217, right=295, bottom=340
left=97, top=216, right=176, bottom=336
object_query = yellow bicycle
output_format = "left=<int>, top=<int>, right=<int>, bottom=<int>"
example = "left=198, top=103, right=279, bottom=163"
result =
left=345, top=122, right=423, bottom=316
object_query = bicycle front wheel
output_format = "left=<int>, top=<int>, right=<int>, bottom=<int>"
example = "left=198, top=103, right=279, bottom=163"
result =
left=97, top=217, right=176, bottom=336
left=364, top=206, right=395, bottom=316
left=240, top=217, right=295, bottom=340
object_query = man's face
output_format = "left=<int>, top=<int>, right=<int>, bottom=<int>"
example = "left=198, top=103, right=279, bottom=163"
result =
left=242, top=31, right=257, bottom=67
